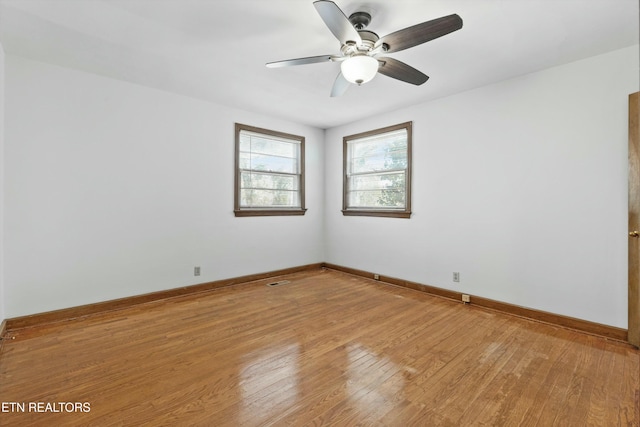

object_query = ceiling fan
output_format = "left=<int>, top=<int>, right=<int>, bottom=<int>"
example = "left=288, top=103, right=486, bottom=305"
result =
left=266, top=0, right=463, bottom=97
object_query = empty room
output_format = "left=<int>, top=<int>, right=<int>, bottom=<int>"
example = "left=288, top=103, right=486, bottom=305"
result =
left=0, top=0, right=639, bottom=425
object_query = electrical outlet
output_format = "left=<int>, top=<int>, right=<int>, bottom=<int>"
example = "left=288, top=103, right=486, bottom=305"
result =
left=462, top=294, right=470, bottom=303
left=194, top=266, right=201, bottom=276
left=453, top=272, right=460, bottom=282
left=374, top=274, right=380, bottom=280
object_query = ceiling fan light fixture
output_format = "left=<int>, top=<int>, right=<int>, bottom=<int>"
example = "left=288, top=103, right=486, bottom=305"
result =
left=341, top=55, right=378, bottom=86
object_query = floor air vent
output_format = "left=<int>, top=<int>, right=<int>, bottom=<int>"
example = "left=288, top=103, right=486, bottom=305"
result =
left=266, top=280, right=291, bottom=287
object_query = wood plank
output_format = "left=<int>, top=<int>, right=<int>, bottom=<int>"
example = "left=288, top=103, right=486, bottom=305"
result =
left=0, top=269, right=637, bottom=426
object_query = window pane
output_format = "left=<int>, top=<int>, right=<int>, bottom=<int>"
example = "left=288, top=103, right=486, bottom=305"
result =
left=240, top=189, right=300, bottom=208
left=347, top=189, right=405, bottom=209
left=349, top=130, right=407, bottom=174
left=241, top=171, right=299, bottom=191
left=239, top=134, right=251, bottom=152
left=245, top=153, right=298, bottom=174
left=347, top=172, right=406, bottom=208
left=248, top=137, right=297, bottom=158
left=349, top=171, right=405, bottom=191
left=351, top=129, right=407, bottom=157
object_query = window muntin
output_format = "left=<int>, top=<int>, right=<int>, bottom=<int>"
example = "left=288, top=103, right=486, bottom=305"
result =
left=235, top=124, right=306, bottom=216
left=343, top=122, right=412, bottom=218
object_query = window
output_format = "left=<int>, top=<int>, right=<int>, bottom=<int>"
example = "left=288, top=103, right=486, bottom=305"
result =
left=343, top=121, right=412, bottom=218
left=234, top=123, right=306, bottom=217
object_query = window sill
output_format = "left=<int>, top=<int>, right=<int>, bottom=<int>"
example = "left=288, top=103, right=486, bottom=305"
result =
left=234, top=209, right=307, bottom=217
left=341, top=210, right=411, bottom=219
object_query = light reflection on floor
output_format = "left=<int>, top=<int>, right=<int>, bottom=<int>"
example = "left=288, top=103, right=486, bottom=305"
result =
left=239, top=342, right=300, bottom=425
left=346, top=343, right=406, bottom=419
left=238, top=340, right=412, bottom=424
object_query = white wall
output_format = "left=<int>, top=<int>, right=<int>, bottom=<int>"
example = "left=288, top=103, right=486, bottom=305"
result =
left=0, top=42, right=5, bottom=323
left=325, top=46, right=639, bottom=328
left=4, top=56, right=325, bottom=318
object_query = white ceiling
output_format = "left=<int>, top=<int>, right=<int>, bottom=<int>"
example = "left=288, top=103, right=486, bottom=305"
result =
left=0, top=0, right=638, bottom=129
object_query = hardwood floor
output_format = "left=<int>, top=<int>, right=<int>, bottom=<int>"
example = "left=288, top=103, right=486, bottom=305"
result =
left=0, top=268, right=638, bottom=426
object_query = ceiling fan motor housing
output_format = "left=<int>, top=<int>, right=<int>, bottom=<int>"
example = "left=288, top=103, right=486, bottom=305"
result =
left=341, top=29, right=379, bottom=56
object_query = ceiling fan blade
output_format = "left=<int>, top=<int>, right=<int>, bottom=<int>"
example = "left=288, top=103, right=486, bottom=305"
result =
left=313, top=0, right=362, bottom=46
left=376, top=14, right=463, bottom=54
left=330, top=72, right=350, bottom=97
left=266, top=55, right=342, bottom=68
left=377, top=57, right=429, bottom=85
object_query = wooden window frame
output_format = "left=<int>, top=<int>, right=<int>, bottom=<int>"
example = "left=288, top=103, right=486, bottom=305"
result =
left=342, top=121, right=412, bottom=218
left=234, top=123, right=306, bottom=217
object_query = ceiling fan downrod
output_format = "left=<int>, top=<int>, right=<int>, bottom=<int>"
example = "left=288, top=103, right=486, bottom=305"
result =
left=348, top=11, right=371, bottom=30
